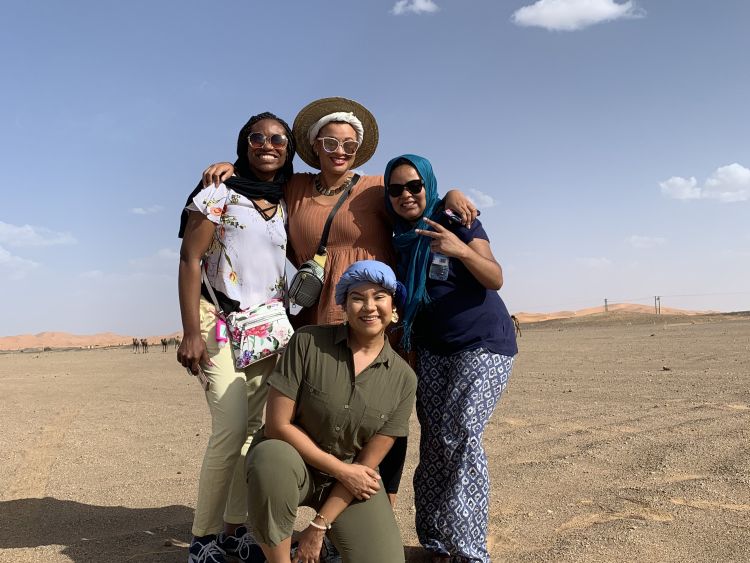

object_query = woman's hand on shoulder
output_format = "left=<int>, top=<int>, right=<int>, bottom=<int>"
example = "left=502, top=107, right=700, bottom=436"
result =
left=444, top=189, right=478, bottom=227
left=202, top=162, right=235, bottom=187
left=334, top=461, right=381, bottom=500
left=177, top=333, right=212, bottom=374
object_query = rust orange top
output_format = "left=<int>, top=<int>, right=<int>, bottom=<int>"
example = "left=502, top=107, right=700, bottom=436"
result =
left=285, top=173, right=395, bottom=328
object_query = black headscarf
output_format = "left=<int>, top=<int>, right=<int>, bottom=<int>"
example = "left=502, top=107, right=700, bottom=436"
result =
left=178, top=111, right=295, bottom=238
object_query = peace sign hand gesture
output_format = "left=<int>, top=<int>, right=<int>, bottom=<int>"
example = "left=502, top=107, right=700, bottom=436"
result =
left=415, top=218, right=469, bottom=260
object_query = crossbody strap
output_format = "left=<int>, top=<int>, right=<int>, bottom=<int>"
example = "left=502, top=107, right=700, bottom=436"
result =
left=315, top=174, right=360, bottom=256
left=201, top=269, right=225, bottom=318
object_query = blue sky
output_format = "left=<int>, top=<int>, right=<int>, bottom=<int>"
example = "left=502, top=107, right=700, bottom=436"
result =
left=1, top=0, right=748, bottom=336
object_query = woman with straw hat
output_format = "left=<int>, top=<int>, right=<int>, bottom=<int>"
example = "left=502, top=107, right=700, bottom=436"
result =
left=201, top=97, right=477, bottom=331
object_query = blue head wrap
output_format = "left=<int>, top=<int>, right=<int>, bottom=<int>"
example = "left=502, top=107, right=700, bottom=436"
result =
left=383, top=154, right=441, bottom=350
left=335, top=260, right=406, bottom=306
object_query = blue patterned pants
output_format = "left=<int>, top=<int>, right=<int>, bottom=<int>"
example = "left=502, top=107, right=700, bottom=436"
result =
left=414, top=347, right=513, bottom=562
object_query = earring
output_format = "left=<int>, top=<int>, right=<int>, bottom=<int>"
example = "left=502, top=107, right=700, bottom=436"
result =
left=391, top=308, right=399, bottom=324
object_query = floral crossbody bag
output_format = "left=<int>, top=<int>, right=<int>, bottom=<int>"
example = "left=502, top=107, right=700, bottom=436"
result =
left=201, top=270, right=294, bottom=369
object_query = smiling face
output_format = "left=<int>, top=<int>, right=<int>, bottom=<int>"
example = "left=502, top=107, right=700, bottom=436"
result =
left=388, top=163, right=426, bottom=222
left=315, top=122, right=358, bottom=176
left=345, top=282, right=394, bottom=339
left=246, top=118, right=288, bottom=181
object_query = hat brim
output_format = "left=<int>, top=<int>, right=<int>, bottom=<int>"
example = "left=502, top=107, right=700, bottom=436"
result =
left=293, top=97, right=379, bottom=170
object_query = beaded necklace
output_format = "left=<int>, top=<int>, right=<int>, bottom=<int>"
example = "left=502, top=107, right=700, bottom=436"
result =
left=314, top=173, right=354, bottom=196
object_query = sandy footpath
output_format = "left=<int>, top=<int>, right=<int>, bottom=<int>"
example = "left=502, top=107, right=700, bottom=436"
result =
left=1, top=313, right=748, bottom=562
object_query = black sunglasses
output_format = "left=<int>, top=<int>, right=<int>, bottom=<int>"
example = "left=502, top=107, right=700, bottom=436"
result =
left=387, top=179, right=424, bottom=198
left=247, top=132, right=288, bottom=149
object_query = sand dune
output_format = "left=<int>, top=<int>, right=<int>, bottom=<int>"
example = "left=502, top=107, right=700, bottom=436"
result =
left=513, top=302, right=712, bottom=323
left=0, top=331, right=181, bottom=351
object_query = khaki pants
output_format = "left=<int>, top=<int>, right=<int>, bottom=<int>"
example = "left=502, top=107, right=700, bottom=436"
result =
left=247, top=439, right=405, bottom=562
left=191, top=298, right=277, bottom=536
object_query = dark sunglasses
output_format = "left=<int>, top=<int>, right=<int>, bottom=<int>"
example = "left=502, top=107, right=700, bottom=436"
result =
left=247, top=132, right=288, bottom=149
left=387, top=179, right=424, bottom=198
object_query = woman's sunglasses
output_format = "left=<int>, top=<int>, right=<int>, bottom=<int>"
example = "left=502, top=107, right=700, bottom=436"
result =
left=387, top=179, right=424, bottom=198
left=247, top=133, right=288, bottom=149
left=317, top=136, right=360, bottom=156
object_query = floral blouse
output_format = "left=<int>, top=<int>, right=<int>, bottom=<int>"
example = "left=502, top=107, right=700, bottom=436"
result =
left=187, top=183, right=287, bottom=311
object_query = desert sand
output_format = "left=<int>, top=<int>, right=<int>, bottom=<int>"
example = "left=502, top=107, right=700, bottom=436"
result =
left=1, top=311, right=749, bottom=562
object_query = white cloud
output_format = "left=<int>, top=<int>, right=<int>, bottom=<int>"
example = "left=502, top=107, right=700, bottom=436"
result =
left=0, top=245, right=39, bottom=280
left=467, top=188, right=497, bottom=209
left=131, top=205, right=163, bottom=215
left=660, top=163, right=750, bottom=203
left=659, top=176, right=701, bottom=200
left=0, top=221, right=77, bottom=247
left=627, top=235, right=666, bottom=249
left=391, top=0, right=439, bottom=16
left=703, top=163, right=750, bottom=202
left=512, top=0, right=643, bottom=31
left=576, top=256, right=612, bottom=269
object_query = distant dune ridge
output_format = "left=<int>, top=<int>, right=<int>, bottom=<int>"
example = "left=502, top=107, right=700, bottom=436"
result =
left=0, top=331, right=182, bottom=351
left=513, top=302, right=716, bottom=323
left=0, top=303, right=721, bottom=351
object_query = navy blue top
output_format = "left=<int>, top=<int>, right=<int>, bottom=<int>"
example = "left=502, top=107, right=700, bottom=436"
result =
left=409, top=215, right=518, bottom=357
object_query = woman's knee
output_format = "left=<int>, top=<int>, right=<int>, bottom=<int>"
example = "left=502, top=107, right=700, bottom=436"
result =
left=246, top=440, right=307, bottom=546
left=331, top=490, right=404, bottom=562
left=208, top=419, right=248, bottom=457
left=246, top=439, right=306, bottom=492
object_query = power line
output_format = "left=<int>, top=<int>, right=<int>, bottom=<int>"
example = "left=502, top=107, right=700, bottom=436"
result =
left=513, top=290, right=750, bottom=313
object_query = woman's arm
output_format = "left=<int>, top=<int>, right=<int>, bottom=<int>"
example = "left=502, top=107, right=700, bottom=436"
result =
left=202, top=162, right=235, bottom=187
left=417, top=217, right=503, bottom=290
left=265, top=387, right=383, bottom=498
left=177, top=211, right=216, bottom=373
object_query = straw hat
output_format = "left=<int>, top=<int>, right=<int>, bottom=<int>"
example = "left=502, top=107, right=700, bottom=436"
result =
left=293, top=97, right=379, bottom=169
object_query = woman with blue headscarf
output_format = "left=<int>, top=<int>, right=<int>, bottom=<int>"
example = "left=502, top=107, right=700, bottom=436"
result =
left=244, top=260, right=416, bottom=563
left=384, top=154, right=518, bottom=563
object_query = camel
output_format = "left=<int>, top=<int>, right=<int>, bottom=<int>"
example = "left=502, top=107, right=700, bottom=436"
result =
left=132, top=338, right=140, bottom=353
left=173, top=336, right=181, bottom=350
left=140, top=338, right=149, bottom=353
left=161, top=338, right=168, bottom=352
left=511, top=315, right=522, bottom=338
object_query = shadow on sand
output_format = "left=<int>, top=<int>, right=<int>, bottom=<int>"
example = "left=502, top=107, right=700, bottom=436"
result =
left=1, top=497, right=431, bottom=562
left=0, top=496, right=194, bottom=562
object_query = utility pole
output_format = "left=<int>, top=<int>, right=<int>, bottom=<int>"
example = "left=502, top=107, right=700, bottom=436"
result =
left=604, top=298, right=608, bottom=313
left=657, top=296, right=661, bottom=315
left=654, top=296, right=658, bottom=315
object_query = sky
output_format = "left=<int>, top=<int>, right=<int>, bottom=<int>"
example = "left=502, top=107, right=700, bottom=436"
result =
left=1, top=0, right=749, bottom=336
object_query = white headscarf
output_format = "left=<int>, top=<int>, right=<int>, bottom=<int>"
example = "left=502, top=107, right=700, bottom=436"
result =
left=308, top=112, right=364, bottom=146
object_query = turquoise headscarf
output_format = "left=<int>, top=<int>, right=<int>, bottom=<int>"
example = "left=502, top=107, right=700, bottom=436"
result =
left=384, top=154, right=441, bottom=350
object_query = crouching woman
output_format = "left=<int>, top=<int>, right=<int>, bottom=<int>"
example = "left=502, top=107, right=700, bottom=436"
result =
left=245, top=260, right=416, bottom=563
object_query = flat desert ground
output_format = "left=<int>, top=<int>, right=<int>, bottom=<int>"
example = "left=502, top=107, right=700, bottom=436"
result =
left=1, top=312, right=749, bottom=562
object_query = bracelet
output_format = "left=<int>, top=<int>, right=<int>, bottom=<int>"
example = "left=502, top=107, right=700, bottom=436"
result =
left=315, top=512, right=332, bottom=530
left=309, top=519, right=327, bottom=531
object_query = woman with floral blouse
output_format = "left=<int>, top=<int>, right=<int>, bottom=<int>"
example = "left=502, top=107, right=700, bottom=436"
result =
left=177, top=111, right=295, bottom=563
